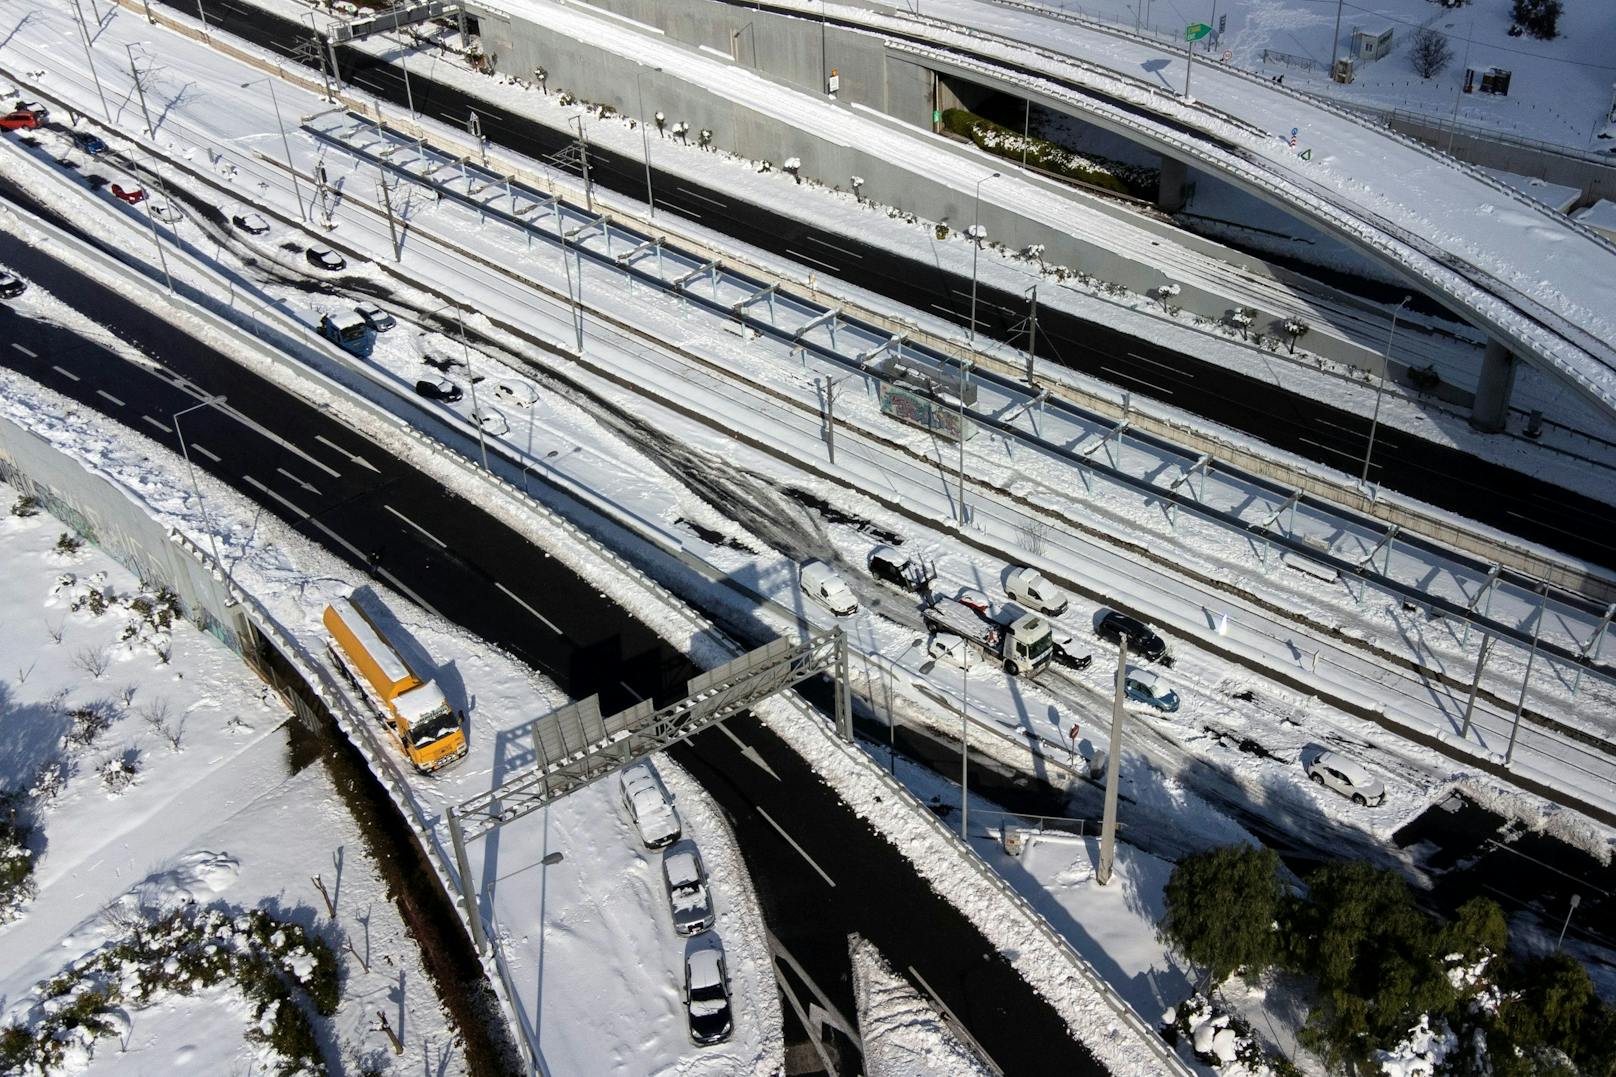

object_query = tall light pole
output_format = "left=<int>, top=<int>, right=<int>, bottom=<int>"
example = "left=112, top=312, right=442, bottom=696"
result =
left=959, top=659, right=970, bottom=839
left=1097, top=635, right=1128, bottom=885
left=398, top=38, right=417, bottom=121
left=1556, top=894, right=1581, bottom=951
left=1360, top=295, right=1410, bottom=489
left=171, top=395, right=231, bottom=589
left=820, top=0, right=829, bottom=94
left=125, top=43, right=154, bottom=136
left=305, top=12, right=333, bottom=100
left=242, top=78, right=308, bottom=223
left=133, top=151, right=174, bottom=294
left=967, top=171, right=999, bottom=347
left=68, top=0, right=112, bottom=123
left=430, top=301, right=489, bottom=471
left=955, top=358, right=972, bottom=523
left=1328, top=0, right=1345, bottom=79
left=567, top=114, right=593, bottom=212
left=635, top=67, right=662, bottom=219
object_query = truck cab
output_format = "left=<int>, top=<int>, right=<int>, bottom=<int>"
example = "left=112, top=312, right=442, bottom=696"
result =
left=319, top=311, right=377, bottom=358
left=1001, top=613, right=1055, bottom=675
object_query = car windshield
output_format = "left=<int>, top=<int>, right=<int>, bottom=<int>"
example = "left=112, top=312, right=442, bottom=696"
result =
left=339, top=323, right=368, bottom=342
left=410, top=709, right=460, bottom=748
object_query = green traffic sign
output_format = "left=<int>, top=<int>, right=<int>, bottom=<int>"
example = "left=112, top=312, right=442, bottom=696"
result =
left=1185, top=22, right=1212, bottom=40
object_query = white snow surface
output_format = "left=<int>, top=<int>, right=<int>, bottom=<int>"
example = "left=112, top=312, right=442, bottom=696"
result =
left=850, top=935, right=992, bottom=1076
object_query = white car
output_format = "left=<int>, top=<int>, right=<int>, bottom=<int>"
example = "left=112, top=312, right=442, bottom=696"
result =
left=493, top=380, right=538, bottom=407
left=473, top=407, right=510, bottom=436
left=926, top=632, right=978, bottom=670
left=661, top=841, right=715, bottom=936
left=1005, top=566, right=1069, bottom=616
left=619, top=760, right=682, bottom=848
left=150, top=203, right=184, bottom=224
left=1305, top=750, right=1386, bottom=807
left=800, top=560, right=857, bottom=616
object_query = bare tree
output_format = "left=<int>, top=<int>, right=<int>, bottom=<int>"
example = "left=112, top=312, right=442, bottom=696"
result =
left=1410, top=27, right=1453, bottom=79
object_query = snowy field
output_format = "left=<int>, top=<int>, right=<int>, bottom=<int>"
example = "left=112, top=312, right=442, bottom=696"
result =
left=0, top=480, right=467, bottom=1076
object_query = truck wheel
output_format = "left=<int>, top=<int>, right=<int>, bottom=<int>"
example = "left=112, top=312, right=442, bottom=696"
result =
left=1003, top=659, right=1016, bottom=674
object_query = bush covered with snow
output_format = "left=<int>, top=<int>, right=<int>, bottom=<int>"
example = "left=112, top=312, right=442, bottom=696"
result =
left=939, top=108, right=1156, bottom=198
left=0, top=793, right=37, bottom=925
left=1162, top=993, right=1299, bottom=1076
left=0, top=904, right=339, bottom=1075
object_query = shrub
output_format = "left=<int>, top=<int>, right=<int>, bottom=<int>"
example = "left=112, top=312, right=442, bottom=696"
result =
left=1510, top=0, right=1561, bottom=39
left=1410, top=26, right=1453, bottom=78
left=940, top=107, right=1155, bottom=198
left=10, top=495, right=39, bottom=517
left=1161, top=845, right=1283, bottom=987
left=54, top=533, right=84, bottom=556
left=67, top=704, right=112, bottom=749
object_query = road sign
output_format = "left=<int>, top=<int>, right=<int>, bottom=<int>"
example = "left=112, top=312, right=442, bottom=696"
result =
left=1185, top=22, right=1211, bottom=41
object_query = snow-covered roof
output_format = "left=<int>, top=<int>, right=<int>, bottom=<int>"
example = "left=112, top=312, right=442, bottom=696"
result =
left=324, top=310, right=369, bottom=331
left=395, top=679, right=450, bottom=723
left=328, top=598, right=413, bottom=686
left=1574, top=199, right=1616, bottom=240
left=1481, top=169, right=1580, bottom=214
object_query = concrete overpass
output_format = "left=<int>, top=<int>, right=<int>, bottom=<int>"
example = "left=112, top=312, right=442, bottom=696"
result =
left=472, top=0, right=1616, bottom=432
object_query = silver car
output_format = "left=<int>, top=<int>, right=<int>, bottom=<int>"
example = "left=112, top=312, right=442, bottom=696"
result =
left=662, top=841, right=715, bottom=936
left=619, top=761, right=681, bottom=848
left=1305, top=750, right=1386, bottom=807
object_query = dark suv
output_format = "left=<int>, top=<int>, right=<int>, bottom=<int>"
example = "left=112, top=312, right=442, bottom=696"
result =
left=1095, top=609, right=1168, bottom=663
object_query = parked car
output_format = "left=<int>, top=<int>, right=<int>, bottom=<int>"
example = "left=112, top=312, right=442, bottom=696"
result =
left=1305, top=751, right=1385, bottom=807
left=867, top=545, right=928, bottom=592
left=110, top=183, right=147, bottom=204
left=953, top=587, right=993, bottom=619
left=150, top=203, right=184, bottom=223
left=0, top=110, right=41, bottom=131
left=17, top=102, right=49, bottom=124
left=1123, top=666, right=1179, bottom=713
left=926, top=631, right=978, bottom=670
left=619, top=761, right=681, bottom=848
left=661, top=842, right=715, bottom=937
left=71, top=131, right=108, bottom=156
left=305, top=246, right=346, bottom=271
left=1048, top=624, right=1092, bottom=672
left=1095, top=609, right=1168, bottom=663
left=800, top=560, right=857, bottom=617
left=414, top=378, right=463, bottom=403
left=473, top=407, right=509, bottom=436
left=493, top=380, right=537, bottom=407
left=0, top=270, right=25, bottom=299
left=232, top=212, right=270, bottom=235
left=355, top=302, right=396, bottom=332
left=1004, top=566, right=1069, bottom=616
left=683, top=947, right=733, bottom=1046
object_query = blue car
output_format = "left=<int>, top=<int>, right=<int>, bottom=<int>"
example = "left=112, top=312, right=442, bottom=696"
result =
left=1124, top=667, right=1180, bottom=713
left=72, top=131, right=108, bottom=156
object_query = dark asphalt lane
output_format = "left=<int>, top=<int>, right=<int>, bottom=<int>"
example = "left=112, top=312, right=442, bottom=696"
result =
left=143, top=0, right=1616, bottom=571
left=0, top=213, right=1103, bottom=1075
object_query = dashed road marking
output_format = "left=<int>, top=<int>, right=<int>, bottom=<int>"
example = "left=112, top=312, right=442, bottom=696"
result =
left=96, top=389, right=125, bottom=406
left=757, top=807, right=835, bottom=887
left=384, top=503, right=446, bottom=547
left=51, top=364, right=79, bottom=381
left=142, top=415, right=171, bottom=433
left=495, top=581, right=562, bottom=634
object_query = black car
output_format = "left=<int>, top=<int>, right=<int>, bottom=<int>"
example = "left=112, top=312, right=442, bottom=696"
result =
left=232, top=212, right=270, bottom=235
left=305, top=247, right=346, bottom=271
left=1095, top=609, right=1168, bottom=663
left=683, top=948, right=733, bottom=1046
left=0, top=270, right=26, bottom=299
left=414, top=378, right=463, bottom=403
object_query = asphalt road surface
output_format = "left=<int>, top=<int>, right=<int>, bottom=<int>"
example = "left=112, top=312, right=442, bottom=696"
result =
left=0, top=207, right=1104, bottom=1076
left=141, top=0, right=1616, bottom=573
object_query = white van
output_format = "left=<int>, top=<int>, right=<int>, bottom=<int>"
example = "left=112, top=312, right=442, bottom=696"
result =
left=800, top=560, right=858, bottom=616
left=1004, top=566, right=1069, bottom=617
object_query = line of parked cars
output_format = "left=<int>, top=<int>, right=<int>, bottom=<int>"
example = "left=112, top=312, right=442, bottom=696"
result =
left=618, top=760, right=734, bottom=1047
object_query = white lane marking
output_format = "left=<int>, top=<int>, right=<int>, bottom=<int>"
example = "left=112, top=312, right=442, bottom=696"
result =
left=756, top=807, right=835, bottom=887
left=384, top=503, right=446, bottom=547
left=1099, top=366, right=1173, bottom=397
left=805, top=233, right=861, bottom=259
left=675, top=186, right=728, bottom=208
left=243, top=474, right=309, bottom=519
left=1126, top=350, right=1194, bottom=378
left=96, top=389, right=126, bottom=406
left=11, top=343, right=37, bottom=357
left=907, top=966, right=1005, bottom=1076
left=209, top=400, right=341, bottom=478
left=784, top=247, right=839, bottom=271
left=276, top=467, right=324, bottom=496
left=51, top=364, right=79, bottom=381
left=716, top=722, right=781, bottom=780
left=315, top=433, right=382, bottom=473
left=142, top=415, right=171, bottom=433
left=495, top=581, right=562, bottom=634
left=619, top=680, right=645, bottom=701
left=658, top=201, right=702, bottom=220
left=305, top=515, right=366, bottom=560
left=192, top=443, right=222, bottom=463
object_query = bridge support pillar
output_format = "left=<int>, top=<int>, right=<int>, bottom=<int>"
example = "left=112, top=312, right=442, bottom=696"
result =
left=1470, top=338, right=1517, bottom=433
left=1157, top=156, right=1188, bottom=212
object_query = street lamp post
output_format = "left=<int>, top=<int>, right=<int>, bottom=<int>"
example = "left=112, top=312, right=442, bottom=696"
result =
left=1556, top=893, right=1582, bottom=951
left=1360, top=296, right=1411, bottom=490
left=431, top=301, right=490, bottom=471
left=171, top=396, right=231, bottom=588
left=134, top=152, right=174, bottom=293
left=68, top=0, right=113, bottom=123
left=956, top=358, right=971, bottom=522
left=636, top=68, right=662, bottom=218
left=967, top=172, right=999, bottom=347
left=568, top=114, right=594, bottom=212
left=399, top=40, right=417, bottom=121
left=125, top=44, right=154, bottom=136
left=242, top=77, right=309, bottom=223
left=959, top=660, right=970, bottom=840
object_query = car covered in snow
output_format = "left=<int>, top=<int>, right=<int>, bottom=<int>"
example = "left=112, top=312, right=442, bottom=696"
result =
left=493, top=380, right=538, bottom=407
left=355, top=302, right=396, bottom=332
left=473, top=406, right=509, bottom=437
left=1305, top=751, right=1385, bottom=807
left=1048, top=623, right=1092, bottom=672
left=683, top=946, right=733, bottom=1046
left=232, top=211, right=271, bottom=235
left=305, top=246, right=346, bottom=271
left=1004, top=566, right=1069, bottom=616
left=414, top=378, right=463, bottom=403
left=867, top=545, right=926, bottom=592
left=1095, top=609, right=1168, bottom=664
left=926, top=631, right=978, bottom=670
left=800, top=560, right=857, bottom=617
left=953, top=587, right=993, bottom=619
left=150, top=202, right=184, bottom=224
left=1123, top=666, right=1179, bottom=713
left=619, top=760, right=681, bottom=849
left=0, top=269, right=25, bottom=299
left=661, top=841, right=715, bottom=937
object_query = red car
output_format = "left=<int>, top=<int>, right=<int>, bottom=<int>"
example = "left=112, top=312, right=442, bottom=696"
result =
left=0, top=110, right=41, bottom=131
left=110, top=183, right=148, bottom=205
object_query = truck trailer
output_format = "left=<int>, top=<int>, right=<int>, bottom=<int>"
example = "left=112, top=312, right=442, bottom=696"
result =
left=922, top=596, right=1054, bottom=676
left=323, top=597, right=467, bottom=773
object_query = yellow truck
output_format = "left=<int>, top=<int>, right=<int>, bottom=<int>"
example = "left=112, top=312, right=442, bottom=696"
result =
left=322, top=597, right=467, bottom=773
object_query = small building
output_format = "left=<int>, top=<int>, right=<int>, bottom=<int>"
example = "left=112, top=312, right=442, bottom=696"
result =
left=1574, top=199, right=1616, bottom=244
left=1481, top=168, right=1580, bottom=214
left=1351, top=27, right=1395, bottom=63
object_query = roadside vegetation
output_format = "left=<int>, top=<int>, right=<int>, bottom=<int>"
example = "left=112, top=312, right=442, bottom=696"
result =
left=940, top=107, right=1158, bottom=200
left=1160, top=845, right=1616, bottom=1075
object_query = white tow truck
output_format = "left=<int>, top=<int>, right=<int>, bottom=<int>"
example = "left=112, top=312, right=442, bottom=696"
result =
left=922, top=596, right=1054, bottom=676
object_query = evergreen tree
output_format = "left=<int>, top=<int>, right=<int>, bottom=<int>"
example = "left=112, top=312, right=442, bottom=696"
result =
left=1160, top=845, right=1284, bottom=988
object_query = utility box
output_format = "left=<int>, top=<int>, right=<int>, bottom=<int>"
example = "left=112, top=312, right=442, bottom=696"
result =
left=1464, top=67, right=1512, bottom=95
left=1332, top=57, right=1356, bottom=84
left=1351, top=26, right=1395, bottom=62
